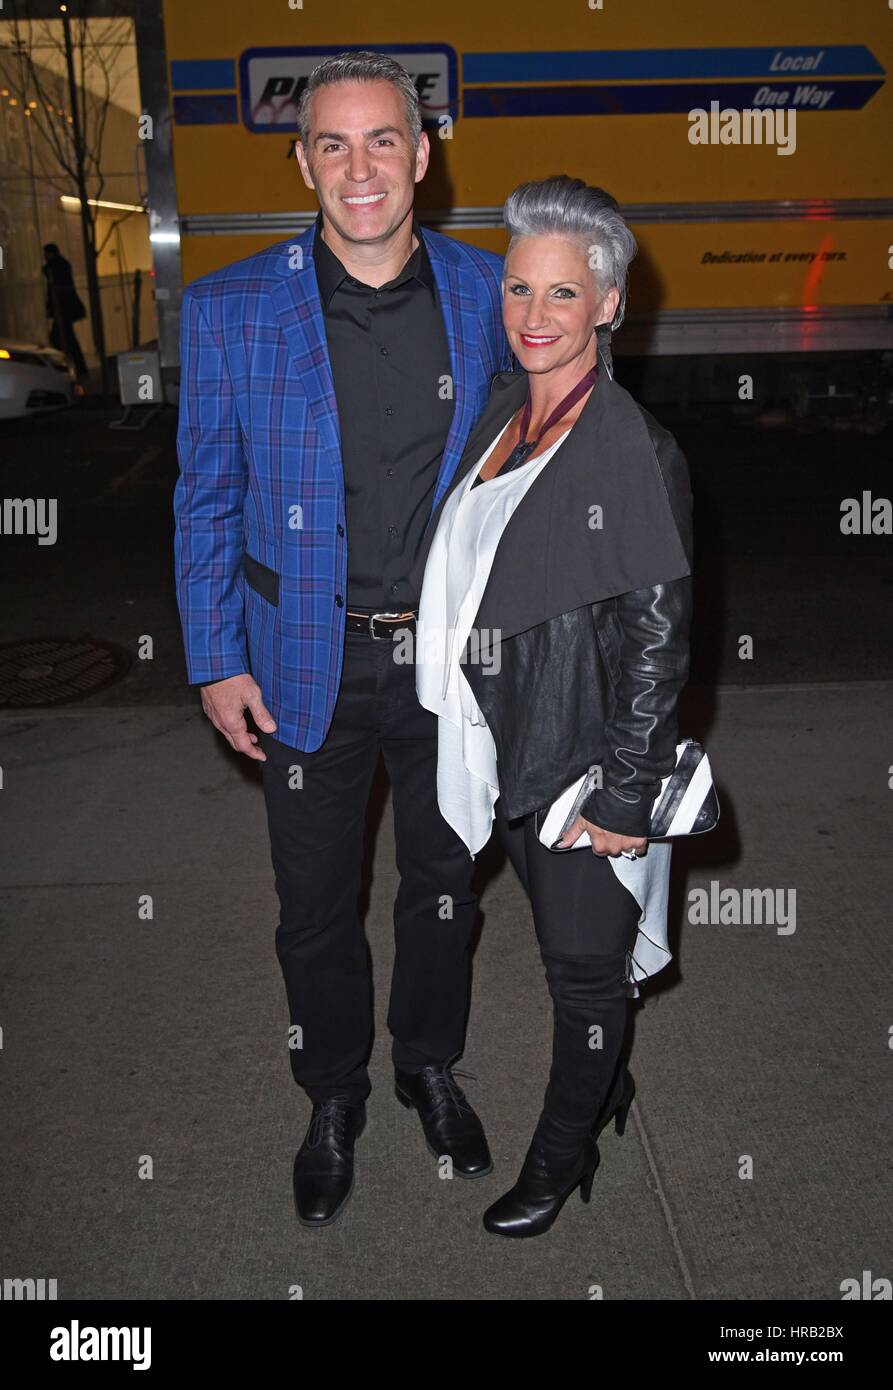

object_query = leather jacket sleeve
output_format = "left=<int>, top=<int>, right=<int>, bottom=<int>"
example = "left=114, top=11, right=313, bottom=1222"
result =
left=580, top=575, right=692, bottom=837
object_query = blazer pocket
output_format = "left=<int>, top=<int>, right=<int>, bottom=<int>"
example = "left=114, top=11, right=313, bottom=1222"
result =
left=243, top=552, right=280, bottom=607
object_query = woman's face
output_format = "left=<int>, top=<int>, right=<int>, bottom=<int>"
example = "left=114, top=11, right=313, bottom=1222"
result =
left=502, top=235, right=619, bottom=374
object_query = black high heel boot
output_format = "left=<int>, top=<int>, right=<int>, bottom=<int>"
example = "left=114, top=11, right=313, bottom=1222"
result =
left=594, top=1065, right=636, bottom=1139
left=483, top=949, right=629, bottom=1239
left=482, top=1111, right=601, bottom=1239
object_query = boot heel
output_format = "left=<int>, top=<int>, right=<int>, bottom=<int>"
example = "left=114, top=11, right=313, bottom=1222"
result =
left=579, top=1145, right=601, bottom=1203
left=615, top=1074, right=636, bottom=1136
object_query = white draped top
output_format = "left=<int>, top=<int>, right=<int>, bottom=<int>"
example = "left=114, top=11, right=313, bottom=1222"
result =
left=415, top=420, right=674, bottom=992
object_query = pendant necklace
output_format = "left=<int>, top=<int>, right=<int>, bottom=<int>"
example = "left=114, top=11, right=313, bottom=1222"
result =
left=498, top=362, right=598, bottom=475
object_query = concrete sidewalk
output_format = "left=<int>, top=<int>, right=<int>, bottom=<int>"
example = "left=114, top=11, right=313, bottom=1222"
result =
left=0, top=682, right=890, bottom=1300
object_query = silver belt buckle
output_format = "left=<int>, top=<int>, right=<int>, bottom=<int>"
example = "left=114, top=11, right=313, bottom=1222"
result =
left=370, top=610, right=403, bottom=639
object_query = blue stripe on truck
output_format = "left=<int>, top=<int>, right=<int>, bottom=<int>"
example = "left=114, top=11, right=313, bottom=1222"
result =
left=171, top=59, right=237, bottom=91
left=462, top=46, right=883, bottom=83
left=172, top=94, right=239, bottom=125
left=463, top=79, right=883, bottom=118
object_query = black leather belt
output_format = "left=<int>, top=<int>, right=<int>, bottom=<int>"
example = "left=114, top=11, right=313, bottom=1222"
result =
left=345, top=608, right=417, bottom=639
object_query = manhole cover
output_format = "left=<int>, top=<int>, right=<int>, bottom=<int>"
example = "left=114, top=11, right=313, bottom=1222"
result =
left=0, top=637, right=132, bottom=708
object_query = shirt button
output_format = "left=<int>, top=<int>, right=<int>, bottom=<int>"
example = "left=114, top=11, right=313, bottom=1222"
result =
left=390, top=583, right=398, bottom=594
left=388, top=525, right=398, bottom=536
left=336, top=523, right=344, bottom=537
left=384, top=407, right=393, bottom=417
left=386, top=468, right=394, bottom=477
left=335, top=594, right=344, bottom=607
left=380, top=347, right=389, bottom=357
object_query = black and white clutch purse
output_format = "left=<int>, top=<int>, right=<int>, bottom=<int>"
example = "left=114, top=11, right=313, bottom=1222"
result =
left=535, top=738, right=719, bottom=852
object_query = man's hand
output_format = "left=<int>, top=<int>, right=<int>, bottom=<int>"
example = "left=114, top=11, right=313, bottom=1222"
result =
left=557, top=815, right=647, bottom=858
left=200, top=673, right=277, bottom=761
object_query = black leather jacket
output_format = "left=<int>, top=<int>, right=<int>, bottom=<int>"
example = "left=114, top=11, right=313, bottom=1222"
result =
left=413, top=359, right=694, bottom=837
left=462, top=576, right=692, bottom=834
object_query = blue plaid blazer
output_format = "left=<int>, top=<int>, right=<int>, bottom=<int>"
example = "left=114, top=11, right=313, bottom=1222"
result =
left=173, top=220, right=511, bottom=751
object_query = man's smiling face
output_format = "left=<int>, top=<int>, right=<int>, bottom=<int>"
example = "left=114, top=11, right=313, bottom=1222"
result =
left=296, top=79, right=429, bottom=246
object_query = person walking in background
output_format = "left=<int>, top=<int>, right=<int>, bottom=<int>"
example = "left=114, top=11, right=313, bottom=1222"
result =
left=173, top=52, right=511, bottom=1229
left=42, top=242, right=88, bottom=378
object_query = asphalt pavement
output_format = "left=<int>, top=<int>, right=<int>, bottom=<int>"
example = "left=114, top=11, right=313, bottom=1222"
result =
left=0, top=395, right=890, bottom=1299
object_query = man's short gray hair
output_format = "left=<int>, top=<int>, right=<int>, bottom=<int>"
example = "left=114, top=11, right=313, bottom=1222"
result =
left=297, top=50, right=423, bottom=149
left=503, top=175, right=638, bottom=331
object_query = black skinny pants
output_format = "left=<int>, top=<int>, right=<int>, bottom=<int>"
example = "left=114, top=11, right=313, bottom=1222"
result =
left=493, top=800, right=642, bottom=1132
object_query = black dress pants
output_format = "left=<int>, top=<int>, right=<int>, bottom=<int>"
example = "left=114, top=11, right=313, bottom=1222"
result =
left=258, top=628, right=478, bottom=1105
left=493, top=800, right=642, bottom=1134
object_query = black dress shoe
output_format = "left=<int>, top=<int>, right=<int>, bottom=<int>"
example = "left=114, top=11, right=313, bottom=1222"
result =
left=483, top=1115, right=600, bottom=1239
left=292, top=1095, right=366, bottom=1227
left=395, top=1065, right=492, bottom=1178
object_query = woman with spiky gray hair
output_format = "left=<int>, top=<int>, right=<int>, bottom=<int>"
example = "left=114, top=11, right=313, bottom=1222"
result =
left=414, top=175, right=694, bottom=1238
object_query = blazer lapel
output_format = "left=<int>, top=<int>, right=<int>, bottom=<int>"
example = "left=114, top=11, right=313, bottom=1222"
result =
left=424, top=232, right=512, bottom=512
left=268, top=221, right=343, bottom=487
left=412, top=371, right=527, bottom=589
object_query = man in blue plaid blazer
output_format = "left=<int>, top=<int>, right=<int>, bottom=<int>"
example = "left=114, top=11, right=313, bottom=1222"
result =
left=174, top=52, right=511, bottom=1227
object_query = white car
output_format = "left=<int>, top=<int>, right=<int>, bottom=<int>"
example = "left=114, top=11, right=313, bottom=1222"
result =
left=0, top=340, right=80, bottom=420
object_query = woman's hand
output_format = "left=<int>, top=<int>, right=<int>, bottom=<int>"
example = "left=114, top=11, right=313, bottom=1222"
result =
left=557, top=816, right=647, bottom=857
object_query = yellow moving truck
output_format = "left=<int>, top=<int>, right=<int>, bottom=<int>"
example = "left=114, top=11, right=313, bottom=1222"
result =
left=152, top=0, right=893, bottom=420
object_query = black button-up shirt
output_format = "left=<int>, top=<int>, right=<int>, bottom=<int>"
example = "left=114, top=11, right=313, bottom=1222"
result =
left=313, top=212, right=455, bottom=609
